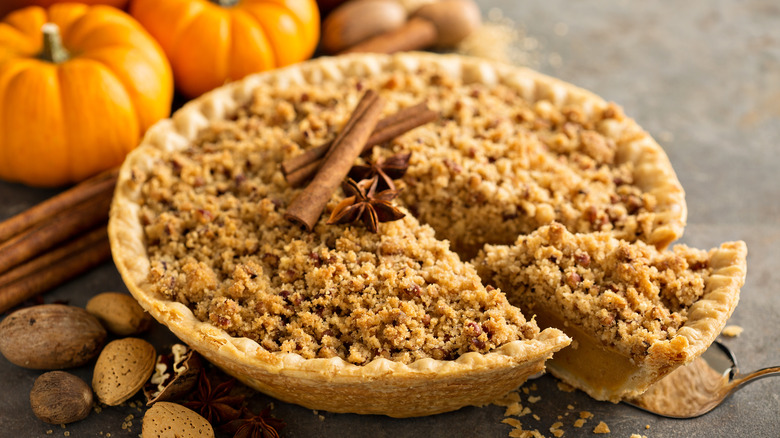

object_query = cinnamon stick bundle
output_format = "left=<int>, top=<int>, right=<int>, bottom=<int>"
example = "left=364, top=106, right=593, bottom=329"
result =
left=0, top=169, right=117, bottom=313
left=282, top=102, right=437, bottom=187
left=285, top=90, right=386, bottom=231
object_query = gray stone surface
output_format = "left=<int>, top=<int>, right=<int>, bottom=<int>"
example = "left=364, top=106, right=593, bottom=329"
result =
left=1, top=1, right=778, bottom=436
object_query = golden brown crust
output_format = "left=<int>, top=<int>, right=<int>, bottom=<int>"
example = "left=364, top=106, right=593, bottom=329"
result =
left=110, top=52, right=688, bottom=414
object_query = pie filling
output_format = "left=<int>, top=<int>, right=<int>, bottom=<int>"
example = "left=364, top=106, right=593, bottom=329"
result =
left=475, top=223, right=743, bottom=400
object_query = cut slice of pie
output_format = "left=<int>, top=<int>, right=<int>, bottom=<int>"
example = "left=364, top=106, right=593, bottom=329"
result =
left=474, top=223, right=747, bottom=402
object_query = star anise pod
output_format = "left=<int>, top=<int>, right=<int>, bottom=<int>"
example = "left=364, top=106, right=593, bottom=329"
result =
left=348, top=152, right=411, bottom=192
left=221, top=406, right=285, bottom=438
left=327, top=177, right=405, bottom=233
left=183, top=368, right=245, bottom=425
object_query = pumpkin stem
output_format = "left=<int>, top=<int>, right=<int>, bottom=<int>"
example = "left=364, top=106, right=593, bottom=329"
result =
left=39, top=23, right=70, bottom=64
left=211, top=0, right=240, bottom=7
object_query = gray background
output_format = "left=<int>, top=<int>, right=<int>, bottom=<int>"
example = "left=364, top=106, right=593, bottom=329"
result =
left=1, top=1, right=778, bottom=436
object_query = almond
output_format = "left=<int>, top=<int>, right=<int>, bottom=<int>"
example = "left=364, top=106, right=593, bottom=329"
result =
left=142, top=402, right=214, bottom=438
left=86, top=292, right=153, bottom=335
left=0, top=304, right=106, bottom=369
left=92, top=337, right=156, bottom=406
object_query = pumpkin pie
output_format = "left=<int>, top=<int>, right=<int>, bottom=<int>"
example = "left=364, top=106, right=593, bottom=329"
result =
left=109, top=52, right=706, bottom=416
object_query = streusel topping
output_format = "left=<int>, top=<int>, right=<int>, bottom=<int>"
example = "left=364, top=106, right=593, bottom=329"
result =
left=137, top=62, right=674, bottom=365
left=474, top=224, right=712, bottom=360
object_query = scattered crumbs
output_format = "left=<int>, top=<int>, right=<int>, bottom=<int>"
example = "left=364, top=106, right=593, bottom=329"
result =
left=521, top=407, right=532, bottom=416
left=557, top=415, right=563, bottom=420
left=566, top=405, right=575, bottom=410
left=318, top=414, right=325, bottom=421
left=503, top=418, right=523, bottom=428
left=63, top=432, right=70, bottom=437
left=60, top=425, right=66, bottom=429
left=529, top=384, right=538, bottom=391
left=505, top=402, right=525, bottom=417
left=509, top=428, right=545, bottom=438
left=557, top=382, right=576, bottom=393
left=532, top=414, right=541, bottom=421
left=721, top=325, right=743, bottom=337
left=630, top=435, right=648, bottom=438
left=312, top=410, right=319, bottom=415
left=528, top=395, right=541, bottom=404
left=574, top=419, right=587, bottom=428
left=580, top=411, right=594, bottom=419
left=46, top=431, right=53, bottom=435
left=550, top=421, right=565, bottom=437
left=522, top=387, right=530, bottom=395
left=457, top=8, right=542, bottom=68
left=495, top=391, right=522, bottom=407
left=593, top=421, right=610, bottom=434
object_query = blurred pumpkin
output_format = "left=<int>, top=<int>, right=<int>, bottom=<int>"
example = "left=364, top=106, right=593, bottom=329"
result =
left=0, top=1, right=129, bottom=19
left=0, top=4, right=173, bottom=186
left=130, top=0, right=320, bottom=98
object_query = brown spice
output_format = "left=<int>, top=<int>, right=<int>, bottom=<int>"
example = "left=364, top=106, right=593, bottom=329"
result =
left=326, top=177, right=405, bottom=232
left=282, top=102, right=435, bottom=187
left=285, top=90, right=385, bottom=231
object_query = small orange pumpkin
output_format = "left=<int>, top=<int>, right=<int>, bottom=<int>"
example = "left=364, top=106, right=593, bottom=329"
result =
left=130, top=0, right=320, bottom=98
left=0, top=4, right=173, bottom=186
left=0, top=1, right=130, bottom=20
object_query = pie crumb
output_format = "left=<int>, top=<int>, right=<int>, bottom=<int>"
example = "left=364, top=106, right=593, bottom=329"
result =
left=630, top=435, right=648, bottom=438
left=528, top=395, right=542, bottom=403
left=566, top=404, right=575, bottom=410
left=502, top=418, right=523, bottom=428
left=505, top=402, right=525, bottom=417
left=579, top=411, right=594, bottom=419
left=593, top=421, right=610, bottom=434
left=550, top=421, right=565, bottom=437
left=574, top=419, right=587, bottom=428
left=533, top=414, right=541, bottom=421
left=557, top=382, right=576, bottom=392
left=721, top=325, right=743, bottom=337
left=495, top=391, right=522, bottom=407
left=509, top=428, right=545, bottom=438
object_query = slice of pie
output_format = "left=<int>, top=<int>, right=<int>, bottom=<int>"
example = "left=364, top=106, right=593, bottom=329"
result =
left=474, top=223, right=747, bottom=401
left=109, top=52, right=694, bottom=416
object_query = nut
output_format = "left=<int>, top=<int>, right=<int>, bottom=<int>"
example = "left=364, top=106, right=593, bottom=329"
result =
left=142, top=402, right=214, bottom=438
left=92, top=337, right=156, bottom=406
left=30, top=371, right=93, bottom=424
left=144, top=344, right=202, bottom=405
left=412, top=0, right=482, bottom=47
left=0, top=304, right=107, bottom=369
left=86, top=291, right=153, bottom=335
left=322, top=0, right=407, bottom=53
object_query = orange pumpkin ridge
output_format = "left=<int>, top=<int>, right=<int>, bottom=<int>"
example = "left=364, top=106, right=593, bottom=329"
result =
left=0, top=4, right=172, bottom=187
left=130, top=0, right=320, bottom=98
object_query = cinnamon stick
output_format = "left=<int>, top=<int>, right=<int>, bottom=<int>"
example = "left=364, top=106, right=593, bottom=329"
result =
left=0, top=228, right=111, bottom=313
left=0, top=192, right=112, bottom=274
left=285, top=90, right=385, bottom=231
left=0, top=167, right=117, bottom=243
left=0, top=226, right=108, bottom=289
left=283, top=102, right=437, bottom=187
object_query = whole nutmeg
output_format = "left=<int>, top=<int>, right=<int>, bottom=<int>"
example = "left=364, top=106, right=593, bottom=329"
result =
left=413, top=0, right=482, bottom=47
left=0, top=304, right=107, bottom=369
left=93, top=337, right=156, bottom=406
left=142, top=402, right=214, bottom=438
left=30, top=371, right=93, bottom=424
left=86, top=292, right=153, bottom=335
left=322, top=0, right=407, bottom=53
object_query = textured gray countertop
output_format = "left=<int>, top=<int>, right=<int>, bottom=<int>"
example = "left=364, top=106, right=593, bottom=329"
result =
left=1, top=1, right=778, bottom=437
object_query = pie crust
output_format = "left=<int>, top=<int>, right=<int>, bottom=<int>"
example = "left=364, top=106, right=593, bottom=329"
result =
left=109, top=52, right=689, bottom=416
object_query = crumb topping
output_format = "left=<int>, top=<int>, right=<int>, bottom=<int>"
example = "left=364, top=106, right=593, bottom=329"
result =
left=475, top=224, right=712, bottom=360
left=137, top=62, right=676, bottom=366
